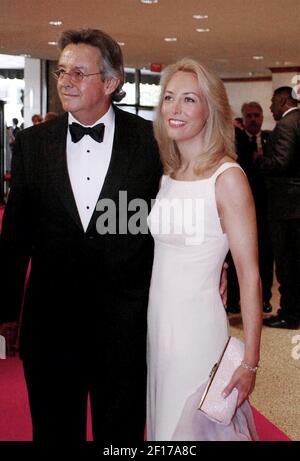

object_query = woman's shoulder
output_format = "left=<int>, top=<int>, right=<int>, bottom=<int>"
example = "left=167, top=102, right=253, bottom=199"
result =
left=212, top=157, right=244, bottom=180
left=219, top=155, right=237, bottom=165
left=215, top=159, right=250, bottom=204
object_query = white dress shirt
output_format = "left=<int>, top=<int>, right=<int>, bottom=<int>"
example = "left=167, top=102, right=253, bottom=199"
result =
left=66, top=106, right=115, bottom=231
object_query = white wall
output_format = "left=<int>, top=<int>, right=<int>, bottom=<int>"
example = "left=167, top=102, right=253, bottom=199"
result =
left=24, top=58, right=41, bottom=128
left=272, top=71, right=299, bottom=92
left=224, top=80, right=275, bottom=131
left=0, top=78, right=24, bottom=126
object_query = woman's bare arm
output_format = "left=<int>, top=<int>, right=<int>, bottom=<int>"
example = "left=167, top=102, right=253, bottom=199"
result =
left=216, top=166, right=262, bottom=406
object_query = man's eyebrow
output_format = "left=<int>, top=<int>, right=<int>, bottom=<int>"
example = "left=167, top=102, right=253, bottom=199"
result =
left=57, top=64, right=85, bottom=70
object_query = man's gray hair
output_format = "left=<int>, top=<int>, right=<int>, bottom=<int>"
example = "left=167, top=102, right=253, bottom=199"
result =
left=58, top=29, right=126, bottom=102
left=241, top=101, right=263, bottom=116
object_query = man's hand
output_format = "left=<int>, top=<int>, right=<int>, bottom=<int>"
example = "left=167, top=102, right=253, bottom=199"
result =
left=220, top=262, right=228, bottom=308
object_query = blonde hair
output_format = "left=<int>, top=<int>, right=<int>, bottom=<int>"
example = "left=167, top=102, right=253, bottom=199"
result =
left=154, top=58, right=236, bottom=175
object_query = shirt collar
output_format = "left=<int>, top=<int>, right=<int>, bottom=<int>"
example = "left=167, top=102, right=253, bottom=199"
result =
left=245, top=130, right=261, bottom=138
left=282, top=107, right=298, bottom=118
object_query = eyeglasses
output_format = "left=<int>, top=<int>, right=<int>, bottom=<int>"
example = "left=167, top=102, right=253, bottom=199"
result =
left=53, top=69, right=103, bottom=83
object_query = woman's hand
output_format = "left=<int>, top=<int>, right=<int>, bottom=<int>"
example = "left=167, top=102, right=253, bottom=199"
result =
left=222, top=366, right=257, bottom=407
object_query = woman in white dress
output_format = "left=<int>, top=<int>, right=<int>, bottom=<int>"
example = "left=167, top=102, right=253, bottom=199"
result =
left=147, top=58, right=262, bottom=441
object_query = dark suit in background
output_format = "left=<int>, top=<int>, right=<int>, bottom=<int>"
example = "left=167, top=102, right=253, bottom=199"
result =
left=256, top=107, right=300, bottom=327
left=227, top=128, right=273, bottom=309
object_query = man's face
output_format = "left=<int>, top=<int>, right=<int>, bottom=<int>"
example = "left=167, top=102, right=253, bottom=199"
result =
left=57, top=43, right=116, bottom=125
left=243, top=106, right=263, bottom=135
left=270, top=93, right=284, bottom=121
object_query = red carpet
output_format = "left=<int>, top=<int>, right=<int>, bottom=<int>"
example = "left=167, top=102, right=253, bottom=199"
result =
left=251, top=407, right=290, bottom=442
left=0, top=357, right=290, bottom=441
left=0, top=357, right=93, bottom=441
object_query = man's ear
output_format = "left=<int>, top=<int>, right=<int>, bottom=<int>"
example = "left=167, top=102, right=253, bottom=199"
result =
left=104, top=77, right=120, bottom=96
left=280, top=94, right=288, bottom=107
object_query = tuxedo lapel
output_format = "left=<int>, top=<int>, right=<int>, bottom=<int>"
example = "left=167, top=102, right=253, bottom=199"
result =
left=45, top=113, right=84, bottom=231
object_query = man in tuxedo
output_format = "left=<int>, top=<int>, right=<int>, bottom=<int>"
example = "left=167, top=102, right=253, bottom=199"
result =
left=256, top=87, right=300, bottom=329
left=227, top=102, right=273, bottom=314
left=0, top=29, right=162, bottom=443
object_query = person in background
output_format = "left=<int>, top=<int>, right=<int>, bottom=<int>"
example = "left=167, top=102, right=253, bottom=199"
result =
left=227, top=102, right=273, bottom=314
left=11, top=118, right=21, bottom=138
left=5, top=125, right=14, bottom=174
left=255, top=87, right=300, bottom=329
left=31, top=114, right=43, bottom=125
left=44, top=111, right=59, bottom=122
left=146, top=58, right=262, bottom=441
left=6, top=118, right=22, bottom=170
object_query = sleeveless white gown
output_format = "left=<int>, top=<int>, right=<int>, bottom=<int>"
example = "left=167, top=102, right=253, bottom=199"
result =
left=146, top=162, right=258, bottom=441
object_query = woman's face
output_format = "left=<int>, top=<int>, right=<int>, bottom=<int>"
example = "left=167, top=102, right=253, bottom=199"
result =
left=161, top=71, right=209, bottom=144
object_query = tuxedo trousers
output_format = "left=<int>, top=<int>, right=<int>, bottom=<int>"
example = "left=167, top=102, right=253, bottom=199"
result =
left=22, top=351, right=147, bottom=443
left=269, top=217, right=300, bottom=321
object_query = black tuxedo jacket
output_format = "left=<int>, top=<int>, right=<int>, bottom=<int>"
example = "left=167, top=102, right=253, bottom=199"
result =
left=256, top=109, right=300, bottom=219
left=0, top=106, right=162, bottom=365
left=235, top=128, right=270, bottom=172
left=235, top=128, right=270, bottom=211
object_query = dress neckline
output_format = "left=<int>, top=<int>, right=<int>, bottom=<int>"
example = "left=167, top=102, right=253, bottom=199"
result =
left=168, top=176, right=210, bottom=184
left=168, top=161, right=237, bottom=183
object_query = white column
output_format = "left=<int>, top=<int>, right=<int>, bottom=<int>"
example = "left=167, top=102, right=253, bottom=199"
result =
left=24, top=58, right=42, bottom=128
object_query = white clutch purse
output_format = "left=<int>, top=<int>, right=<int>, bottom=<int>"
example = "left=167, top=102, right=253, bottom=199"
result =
left=198, top=336, right=244, bottom=425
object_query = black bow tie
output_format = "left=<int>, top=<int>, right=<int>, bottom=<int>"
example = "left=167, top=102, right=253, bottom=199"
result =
left=69, top=122, right=105, bottom=143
